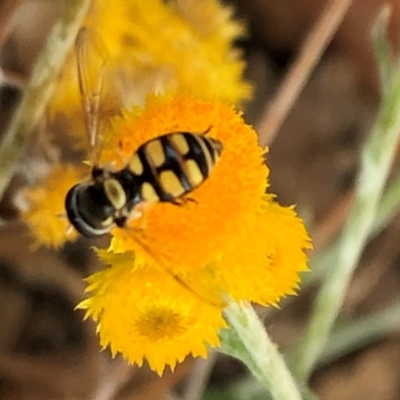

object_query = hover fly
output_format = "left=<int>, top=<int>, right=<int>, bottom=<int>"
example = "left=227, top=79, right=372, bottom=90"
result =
left=65, top=28, right=223, bottom=238
left=64, top=28, right=224, bottom=306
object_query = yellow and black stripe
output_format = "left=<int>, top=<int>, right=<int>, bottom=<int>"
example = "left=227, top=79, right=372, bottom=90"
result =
left=65, top=131, right=223, bottom=238
left=126, top=132, right=223, bottom=204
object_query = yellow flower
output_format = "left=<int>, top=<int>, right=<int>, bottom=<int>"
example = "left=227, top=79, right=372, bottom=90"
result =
left=90, top=0, right=251, bottom=104
left=49, top=61, right=86, bottom=149
left=106, top=96, right=269, bottom=275
left=77, top=95, right=311, bottom=373
left=21, top=0, right=310, bottom=376
left=21, top=164, right=84, bottom=248
left=50, top=0, right=251, bottom=145
left=218, top=197, right=310, bottom=305
left=104, top=96, right=311, bottom=300
left=22, top=91, right=310, bottom=373
left=79, top=251, right=227, bottom=375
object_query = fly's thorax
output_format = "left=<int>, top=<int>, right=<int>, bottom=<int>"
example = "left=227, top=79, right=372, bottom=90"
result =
left=103, top=178, right=126, bottom=210
left=110, top=168, right=143, bottom=210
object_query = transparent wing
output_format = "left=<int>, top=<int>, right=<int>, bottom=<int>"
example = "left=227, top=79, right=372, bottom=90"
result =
left=127, top=228, right=226, bottom=308
left=75, top=27, right=123, bottom=166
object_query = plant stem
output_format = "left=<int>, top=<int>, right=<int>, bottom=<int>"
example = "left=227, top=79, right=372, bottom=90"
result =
left=0, top=0, right=92, bottom=200
left=372, top=6, right=393, bottom=94
left=317, top=300, right=400, bottom=367
left=292, top=7, right=400, bottom=382
left=220, top=301, right=303, bottom=400
left=257, top=0, right=353, bottom=146
left=300, top=163, right=400, bottom=291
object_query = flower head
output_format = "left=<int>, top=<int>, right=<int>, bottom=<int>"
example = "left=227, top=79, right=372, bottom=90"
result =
left=50, top=0, right=251, bottom=146
left=90, top=0, right=251, bottom=104
left=21, top=164, right=84, bottom=248
left=80, top=250, right=227, bottom=375
left=105, top=96, right=269, bottom=275
left=20, top=0, right=310, bottom=376
left=77, top=95, right=311, bottom=373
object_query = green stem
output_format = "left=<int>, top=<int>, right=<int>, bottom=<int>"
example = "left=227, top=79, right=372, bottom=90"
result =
left=373, top=171, right=400, bottom=233
left=372, top=6, right=393, bottom=93
left=317, top=300, right=400, bottom=367
left=0, top=0, right=92, bottom=200
left=292, top=7, right=400, bottom=382
left=316, top=166, right=400, bottom=279
left=220, top=301, right=302, bottom=400
left=299, top=164, right=400, bottom=292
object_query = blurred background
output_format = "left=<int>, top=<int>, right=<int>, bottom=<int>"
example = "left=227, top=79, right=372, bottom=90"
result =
left=0, top=0, right=399, bottom=399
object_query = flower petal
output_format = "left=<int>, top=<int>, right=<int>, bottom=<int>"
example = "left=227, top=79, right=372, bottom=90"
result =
left=21, top=164, right=84, bottom=248
left=81, top=251, right=227, bottom=375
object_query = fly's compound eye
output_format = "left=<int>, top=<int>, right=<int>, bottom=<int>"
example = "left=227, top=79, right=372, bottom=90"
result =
left=65, top=183, right=115, bottom=238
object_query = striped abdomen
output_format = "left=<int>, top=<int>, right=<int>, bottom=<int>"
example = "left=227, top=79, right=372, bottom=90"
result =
left=126, top=132, right=223, bottom=204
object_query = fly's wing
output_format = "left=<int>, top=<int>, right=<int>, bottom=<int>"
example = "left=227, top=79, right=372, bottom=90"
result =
left=128, top=228, right=226, bottom=308
left=76, top=28, right=222, bottom=307
left=75, top=27, right=123, bottom=166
